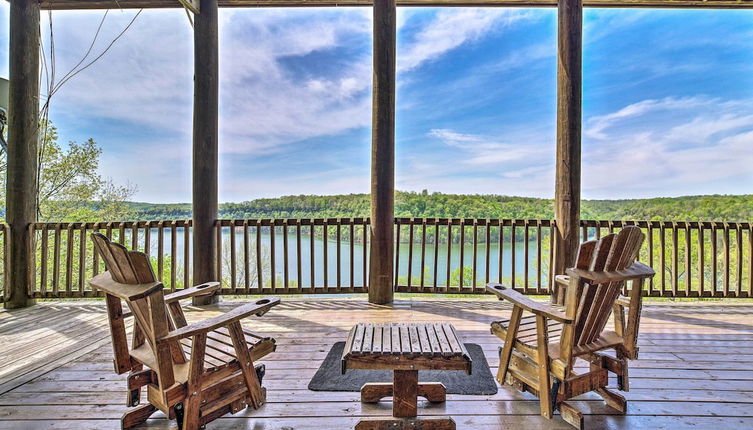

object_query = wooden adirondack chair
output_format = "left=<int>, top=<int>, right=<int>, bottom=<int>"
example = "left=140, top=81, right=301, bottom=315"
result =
left=486, top=226, right=654, bottom=429
left=89, top=233, right=280, bottom=430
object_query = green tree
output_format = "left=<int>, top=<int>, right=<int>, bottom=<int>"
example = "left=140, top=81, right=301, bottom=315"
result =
left=0, top=123, right=136, bottom=222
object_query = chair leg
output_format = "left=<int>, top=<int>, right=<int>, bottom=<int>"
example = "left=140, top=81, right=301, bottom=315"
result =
left=596, top=387, right=627, bottom=414
left=121, top=404, right=156, bottom=429
left=558, top=401, right=584, bottom=430
left=535, top=315, right=553, bottom=419
left=497, top=306, right=523, bottom=385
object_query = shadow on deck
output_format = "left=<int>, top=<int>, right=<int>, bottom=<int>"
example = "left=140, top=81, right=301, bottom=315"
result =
left=1, top=298, right=752, bottom=429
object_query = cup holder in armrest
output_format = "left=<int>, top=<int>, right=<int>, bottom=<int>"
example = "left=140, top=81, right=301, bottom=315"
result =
left=255, top=299, right=271, bottom=305
left=196, top=283, right=211, bottom=289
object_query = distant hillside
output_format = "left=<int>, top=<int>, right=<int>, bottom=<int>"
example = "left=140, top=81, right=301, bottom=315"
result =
left=127, top=192, right=753, bottom=222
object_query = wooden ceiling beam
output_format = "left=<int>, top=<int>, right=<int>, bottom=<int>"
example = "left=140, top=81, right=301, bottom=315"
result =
left=35, top=0, right=753, bottom=11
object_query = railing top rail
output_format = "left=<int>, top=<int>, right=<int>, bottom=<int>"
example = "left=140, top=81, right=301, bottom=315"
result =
left=29, top=218, right=753, bottom=229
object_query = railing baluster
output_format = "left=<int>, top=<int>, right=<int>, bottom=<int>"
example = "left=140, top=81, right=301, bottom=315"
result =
left=144, top=223, right=151, bottom=258
left=283, top=220, right=290, bottom=292
left=698, top=223, right=706, bottom=296
left=157, top=222, right=165, bottom=287
left=421, top=220, right=427, bottom=289
left=363, top=220, right=368, bottom=288
left=257, top=222, right=264, bottom=290
left=297, top=221, right=303, bottom=291
left=310, top=222, right=315, bottom=289
left=394, top=220, right=401, bottom=288
left=336, top=219, right=341, bottom=289
left=243, top=220, right=250, bottom=293
left=433, top=220, right=439, bottom=291
left=216, top=222, right=223, bottom=288
left=350, top=220, right=355, bottom=290
left=446, top=221, right=452, bottom=290
left=711, top=223, right=718, bottom=294
left=78, top=225, right=86, bottom=294
left=40, top=226, right=48, bottom=296
left=511, top=221, right=517, bottom=290
left=537, top=221, right=542, bottom=292
left=749, top=224, right=753, bottom=297
left=736, top=224, right=743, bottom=297
left=459, top=219, right=465, bottom=289
left=685, top=223, right=692, bottom=296
left=65, top=225, right=74, bottom=296
left=548, top=222, right=554, bottom=293
left=131, top=223, right=138, bottom=251
left=170, top=222, right=178, bottom=290
left=407, top=219, right=414, bottom=289
left=322, top=220, right=328, bottom=289
left=270, top=220, right=277, bottom=290
left=230, top=221, right=237, bottom=293
left=471, top=219, right=478, bottom=290
left=647, top=222, right=654, bottom=293
left=672, top=222, right=678, bottom=297
left=183, top=221, right=190, bottom=289
left=524, top=220, right=530, bottom=293
left=498, top=222, right=504, bottom=284
left=484, top=221, right=491, bottom=285
left=92, top=223, right=101, bottom=280
left=723, top=222, right=730, bottom=296
left=660, top=223, right=666, bottom=295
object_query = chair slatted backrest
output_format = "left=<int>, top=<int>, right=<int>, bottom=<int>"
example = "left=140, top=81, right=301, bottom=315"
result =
left=92, top=232, right=179, bottom=390
left=92, top=232, right=158, bottom=285
left=564, top=226, right=644, bottom=351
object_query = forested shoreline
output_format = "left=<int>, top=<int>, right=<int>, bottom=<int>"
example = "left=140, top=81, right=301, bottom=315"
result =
left=127, top=191, right=753, bottom=222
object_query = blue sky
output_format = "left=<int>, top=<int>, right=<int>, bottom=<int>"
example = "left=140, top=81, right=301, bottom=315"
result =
left=1, top=6, right=751, bottom=203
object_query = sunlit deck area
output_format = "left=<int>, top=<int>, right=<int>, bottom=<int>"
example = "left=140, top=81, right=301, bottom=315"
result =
left=1, top=298, right=752, bottom=429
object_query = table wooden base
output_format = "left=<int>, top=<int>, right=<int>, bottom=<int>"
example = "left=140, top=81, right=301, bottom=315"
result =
left=357, top=370, right=454, bottom=429
left=361, top=382, right=447, bottom=403
left=355, top=417, right=456, bottom=430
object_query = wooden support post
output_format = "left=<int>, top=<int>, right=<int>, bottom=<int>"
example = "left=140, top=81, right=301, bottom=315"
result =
left=553, top=0, right=583, bottom=304
left=5, top=0, right=40, bottom=309
left=368, top=0, right=396, bottom=305
left=191, top=0, right=220, bottom=305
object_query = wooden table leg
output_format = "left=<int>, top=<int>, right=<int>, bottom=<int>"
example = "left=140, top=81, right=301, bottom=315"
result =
left=362, top=382, right=446, bottom=403
left=356, top=370, right=455, bottom=429
left=393, top=369, right=418, bottom=417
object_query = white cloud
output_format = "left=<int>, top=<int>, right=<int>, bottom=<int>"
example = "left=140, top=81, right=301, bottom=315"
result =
left=582, top=96, right=753, bottom=197
left=398, top=9, right=534, bottom=73
left=429, top=128, right=549, bottom=166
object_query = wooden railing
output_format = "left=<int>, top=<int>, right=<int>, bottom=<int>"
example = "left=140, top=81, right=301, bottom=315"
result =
left=1, top=218, right=750, bottom=300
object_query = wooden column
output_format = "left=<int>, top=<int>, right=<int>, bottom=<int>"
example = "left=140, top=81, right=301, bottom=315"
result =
left=553, top=0, right=583, bottom=304
left=5, top=0, right=40, bottom=309
left=368, top=0, right=396, bottom=305
left=191, top=0, right=219, bottom=305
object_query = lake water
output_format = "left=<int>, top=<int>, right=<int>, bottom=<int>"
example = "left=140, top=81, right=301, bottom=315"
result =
left=146, top=228, right=549, bottom=288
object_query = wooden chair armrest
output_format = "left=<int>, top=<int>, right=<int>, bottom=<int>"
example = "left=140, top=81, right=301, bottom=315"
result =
left=486, top=283, right=572, bottom=323
left=554, top=275, right=570, bottom=287
left=159, top=296, right=280, bottom=343
left=163, top=282, right=220, bottom=304
left=566, top=261, right=655, bottom=285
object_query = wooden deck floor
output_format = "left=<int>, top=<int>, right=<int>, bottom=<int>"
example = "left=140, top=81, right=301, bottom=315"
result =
left=1, top=298, right=752, bottom=429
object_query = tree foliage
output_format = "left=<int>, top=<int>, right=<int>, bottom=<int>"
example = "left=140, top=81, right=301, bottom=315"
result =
left=0, top=123, right=136, bottom=222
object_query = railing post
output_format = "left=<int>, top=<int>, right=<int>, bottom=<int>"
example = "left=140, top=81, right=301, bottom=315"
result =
left=191, top=0, right=220, bottom=305
left=368, top=0, right=396, bottom=304
left=553, top=0, right=583, bottom=304
left=5, top=0, right=40, bottom=309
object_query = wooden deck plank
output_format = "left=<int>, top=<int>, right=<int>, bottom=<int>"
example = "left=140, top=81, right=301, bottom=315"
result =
left=1, top=299, right=753, bottom=429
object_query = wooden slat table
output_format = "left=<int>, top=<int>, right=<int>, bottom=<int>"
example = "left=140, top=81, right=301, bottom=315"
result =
left=341, top=323, right=472, bottom=430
